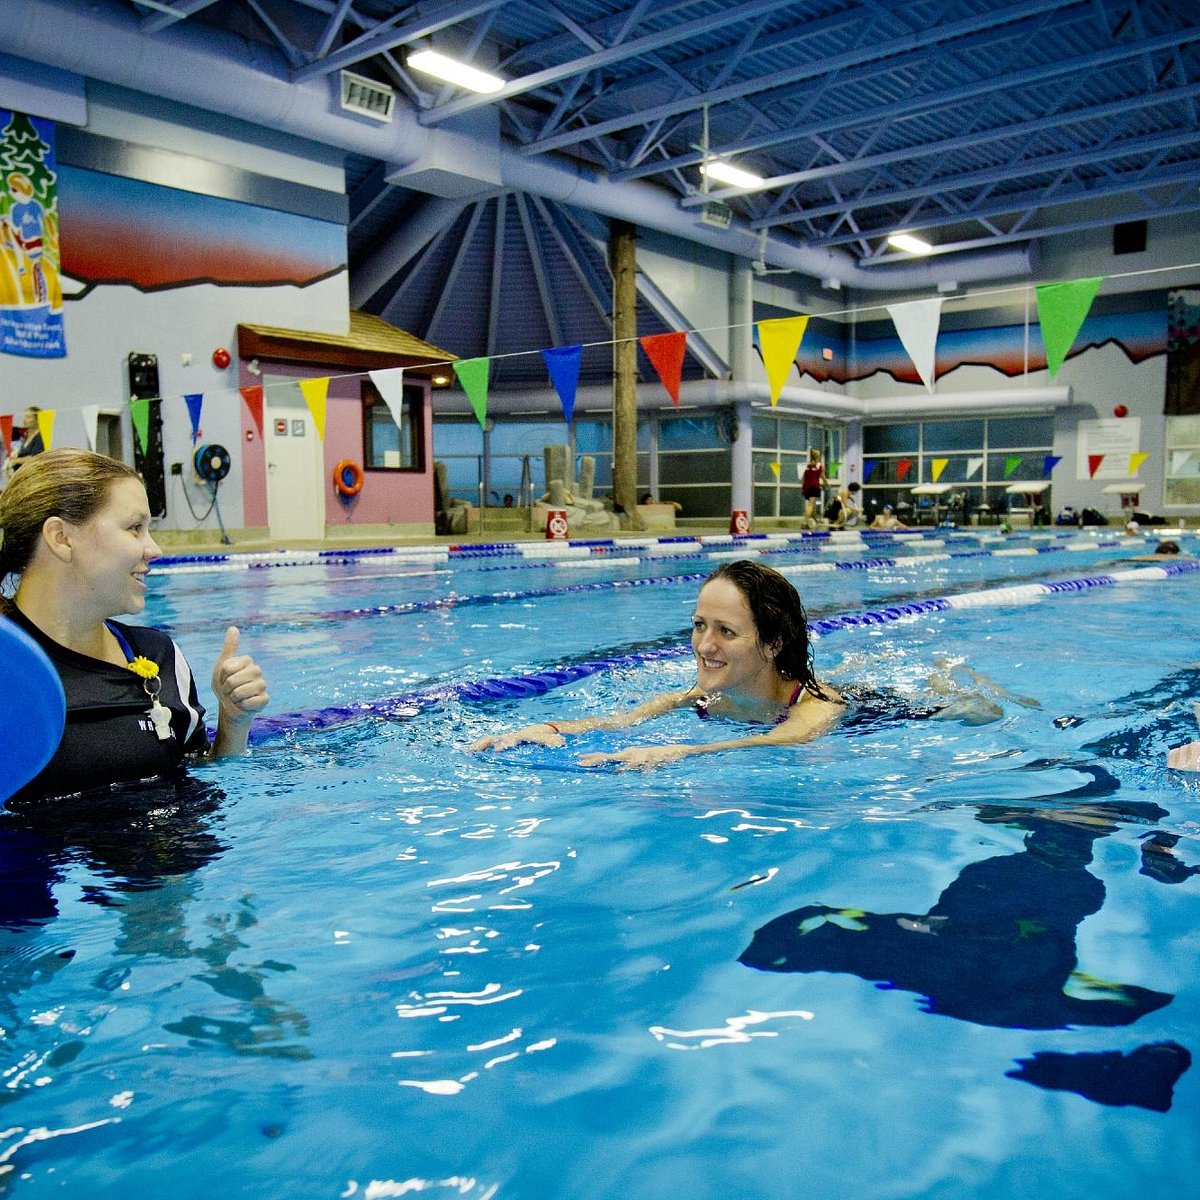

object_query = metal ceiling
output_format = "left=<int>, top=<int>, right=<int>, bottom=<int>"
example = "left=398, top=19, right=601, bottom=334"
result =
left=10, top=1, right=1200, bottom=377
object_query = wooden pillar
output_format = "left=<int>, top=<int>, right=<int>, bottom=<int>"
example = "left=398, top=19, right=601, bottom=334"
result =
left=609, top=218, right=642, bottom=528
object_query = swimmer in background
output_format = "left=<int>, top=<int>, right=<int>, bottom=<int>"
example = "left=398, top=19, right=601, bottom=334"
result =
left=1167, top=702, right=1200, bottom=773
left=870, top=504, right=906, bottom=530
left=801, top=449, right=827, bottom=527
left=825, top=481, right=862, bottom=528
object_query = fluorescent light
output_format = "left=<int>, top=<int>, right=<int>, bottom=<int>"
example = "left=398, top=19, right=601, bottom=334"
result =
left=699, top=160, right=766, bottom=190
left=887, top=232, right=934, bottom=255
left=407, top=49, right=504, bottom=95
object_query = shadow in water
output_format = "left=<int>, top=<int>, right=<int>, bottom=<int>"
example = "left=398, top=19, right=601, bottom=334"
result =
left=739, top=763, right=1195, bottom=1110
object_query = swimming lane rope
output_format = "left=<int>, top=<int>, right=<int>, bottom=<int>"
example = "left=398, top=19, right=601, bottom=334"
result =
left=245, top=558, right=1200, bottom=743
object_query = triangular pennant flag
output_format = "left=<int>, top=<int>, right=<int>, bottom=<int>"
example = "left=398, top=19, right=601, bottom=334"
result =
left=770, top=461, right=781, bottom=479
left=1036, top=276, right=1104, bottom=377
left=368, top=367, right=406, bottom=429
left=36, top=409, right=55, bottom=452
left=887, top=298, right=942, bottom=392
left=1004, top=456, right=1022, bottom=479
left=184, top=393, right=203, bottom=444
left=1171, top=450, right=1193, bottom=475
left=130, top=399, right=151, bottom=455
left=0, top=414, right=11, bottom=456
left=639, top=331, right=687, bottom=406
left=1128, top=451, right=1148, bottom=475
left=240, top=385, right=264, bottom=437
left=1042, top=454, right=1061, bottom=477
left=298, top=377, right=329, bottom=440
left=541, top=345, right=583, bottom=424
left=966, top=456, right=984, bottom=479
left=1088, top=454, right=1105, bottom=478
left=757, top=315, right=809, bottom=406
left=931, top=457, right=949, bottom=483
left=80, top=404, right=100, bottom=451
left=453, top=357, right=491, bottom=428
left=897, top=458, right=913, bottom=483
left=827, top=460, right=841, bottom=479
left=863, top=460, right=879, bottom=483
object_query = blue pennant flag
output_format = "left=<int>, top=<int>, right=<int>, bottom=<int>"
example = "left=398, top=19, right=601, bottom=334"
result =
left=541, top=344, right=583, bottom=424
left=184, top=393, right=203, bottom=443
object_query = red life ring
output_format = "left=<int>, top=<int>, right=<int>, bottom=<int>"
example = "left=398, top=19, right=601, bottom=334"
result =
left=333, top=459, right=364, bottom=496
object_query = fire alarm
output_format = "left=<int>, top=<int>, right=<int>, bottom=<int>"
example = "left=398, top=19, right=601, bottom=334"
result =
left=1113, top=404, right=1128, bottom=418
left=212, top=347, right=232, bottom=369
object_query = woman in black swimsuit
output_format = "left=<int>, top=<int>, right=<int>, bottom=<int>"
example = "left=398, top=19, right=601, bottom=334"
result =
left=472, top=560, right=845, bottom=769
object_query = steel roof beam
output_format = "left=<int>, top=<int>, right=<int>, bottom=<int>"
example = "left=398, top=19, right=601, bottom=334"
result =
left=140, top=0, right=220, bottom=36
left=515, top=194, right=564, bottom=350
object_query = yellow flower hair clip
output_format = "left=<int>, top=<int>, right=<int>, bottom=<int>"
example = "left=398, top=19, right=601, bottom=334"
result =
left=127, top=656, right=160, bottom=680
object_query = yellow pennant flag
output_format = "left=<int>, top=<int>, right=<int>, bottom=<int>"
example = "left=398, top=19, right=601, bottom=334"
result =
left=1129, top=451, right=1149, bottom=476
left=298, top=377, right=329, bottom=441
left=36, top=408, right=55, bottom=452
left=770, top=461, right=781, bottom=478
left=757, top=315, right=809, bottom=406
left=931, top=457, right=949, bottom=483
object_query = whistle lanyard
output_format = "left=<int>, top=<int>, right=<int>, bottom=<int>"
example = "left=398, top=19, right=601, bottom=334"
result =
left=107, top=622, right=173, bottom=741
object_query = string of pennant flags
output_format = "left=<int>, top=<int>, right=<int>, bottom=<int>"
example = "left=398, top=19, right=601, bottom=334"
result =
left=0, top=273, right=1160, bottom=483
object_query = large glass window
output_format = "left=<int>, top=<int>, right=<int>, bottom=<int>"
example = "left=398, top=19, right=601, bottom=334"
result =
left=862, top=415, right=1055, bottom=523
left=363, top=380, right=424, bottom=471
left=752, top=412, right=841, bottom=518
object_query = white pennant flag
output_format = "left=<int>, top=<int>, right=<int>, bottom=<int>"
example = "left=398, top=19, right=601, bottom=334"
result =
left=966, top=456, right=984, bottom=479
left=1171, top=450, right=1193, bottom=476
left=368, top=367, right=406, bottom=428
left=887, top=297, right=943, bottom=393
left=80, top=404, right=101, bottom=451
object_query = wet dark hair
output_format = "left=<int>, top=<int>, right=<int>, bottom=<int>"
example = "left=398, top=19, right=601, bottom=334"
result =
left=703, top=559, right=827, bottom=698
left=1155, top=540, right=1180, bottom=555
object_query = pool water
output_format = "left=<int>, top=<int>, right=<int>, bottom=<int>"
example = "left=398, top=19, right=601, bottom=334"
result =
left=2, top=532, right=1198, bottom=1199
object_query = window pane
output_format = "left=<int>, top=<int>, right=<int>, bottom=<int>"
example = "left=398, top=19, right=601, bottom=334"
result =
left=671, top=483, right=730, bottom=518
left=864, top=423, right=919, bottom=453
left=752, top=415, right=778, bottom=449
left=659, top=449, right=728, bottom=485
left=754, top=486, right=776, bottom=518
left=573, top=419, right=611, bottom=454
left=988, top=416, right=1055, bottom=448
left=433, top=421, right=482, bottom=457
left=989, top=453, right=1043, bottom=483
left=778, top=419, right=809, bottom=451
left=659, top=414, right=720, bottom=450
left=923, top=420, right=984, bottom=452
left=491, top=420, right=567, bottom=456
left=779, top=487, right=805, bottom=516
left=753, top=452, right=779, bottom=483
left=364, top=382, right=422, bottom=470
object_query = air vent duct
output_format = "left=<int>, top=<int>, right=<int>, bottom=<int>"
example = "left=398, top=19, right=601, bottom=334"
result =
left=340, top=71, right=395, bottom=122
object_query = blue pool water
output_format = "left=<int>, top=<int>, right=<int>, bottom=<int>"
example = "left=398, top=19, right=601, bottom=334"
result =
left=3, top=530, right=1199, bottom=1199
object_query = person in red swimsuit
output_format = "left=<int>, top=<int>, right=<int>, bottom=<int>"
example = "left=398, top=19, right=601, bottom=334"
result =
left=801, top=448, right=826, bottom=526
left=471, top=559, right=845, bottom=769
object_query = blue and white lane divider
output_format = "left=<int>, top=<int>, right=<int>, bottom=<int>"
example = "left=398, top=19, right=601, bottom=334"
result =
left=152, top=525, right=1165, bottom=577
left=245, top=559, right=1200, bottom=743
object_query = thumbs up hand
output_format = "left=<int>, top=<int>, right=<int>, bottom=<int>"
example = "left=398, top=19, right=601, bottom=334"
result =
left=210, top=626, right=269, bottom=756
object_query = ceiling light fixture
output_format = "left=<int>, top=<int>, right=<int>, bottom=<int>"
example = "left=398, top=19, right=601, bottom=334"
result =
left=887, top=232, right=934, bottom=256
left=699, top=160, right=766, bottom=190
left=407, top=49, right=504, bottom=95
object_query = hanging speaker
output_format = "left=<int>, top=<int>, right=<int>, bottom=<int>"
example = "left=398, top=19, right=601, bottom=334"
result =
left=194, top=443, right=231, bottom=483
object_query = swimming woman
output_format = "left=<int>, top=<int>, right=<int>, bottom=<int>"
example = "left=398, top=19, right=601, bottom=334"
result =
left=0, top=449, right=268, bottom=803
left=471, top=559, right=845, bottom=769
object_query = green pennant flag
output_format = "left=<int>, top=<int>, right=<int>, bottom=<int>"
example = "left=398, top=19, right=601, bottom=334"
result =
left=130, top=398, right=151, bottom=454
left=453, top=357, right=490, bottom=428
left=1004, top=455, right=1022, bottom=479
left=1035, top=276, right=1104, bottom=377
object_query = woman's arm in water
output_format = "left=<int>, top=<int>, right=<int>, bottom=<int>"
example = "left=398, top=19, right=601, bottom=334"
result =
left=470, top=687, right=697, bottom=752
left=576, top=692, right=845, bottom=770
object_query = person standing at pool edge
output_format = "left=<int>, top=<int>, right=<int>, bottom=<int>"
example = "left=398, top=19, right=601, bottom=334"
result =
left=0, top=449, right=269, bottom=803
left=801, top=448, right=826, bottom=527
left=472, top=559, right=845, bottom=769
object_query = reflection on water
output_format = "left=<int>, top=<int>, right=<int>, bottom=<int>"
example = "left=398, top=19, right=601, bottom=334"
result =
left=739, top=762, right=1194, bottom=1110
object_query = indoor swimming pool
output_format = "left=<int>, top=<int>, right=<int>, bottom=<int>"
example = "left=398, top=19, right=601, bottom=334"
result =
left=2, top=528, right=1198, bottom=1199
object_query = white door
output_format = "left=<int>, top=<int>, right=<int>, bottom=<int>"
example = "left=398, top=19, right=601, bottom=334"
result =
left=264, top=377, right=325, bottom=541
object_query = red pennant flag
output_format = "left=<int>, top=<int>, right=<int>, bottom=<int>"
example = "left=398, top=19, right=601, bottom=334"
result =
left=897, top=458, right=914, bottom=482
left=0, top=414, right=11, bottom=456
left=240, top=385, right=265, bottom=437
left=1088, top=454, right=1105, bottom=479
left=639, top=331, right=687, bottom=406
